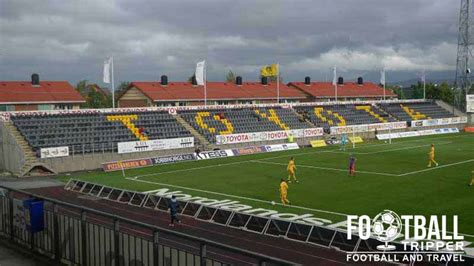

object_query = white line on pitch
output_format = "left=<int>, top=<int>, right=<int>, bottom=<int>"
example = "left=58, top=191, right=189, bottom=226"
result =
left=126, top=177, right=351, bottom=217
left=355, top=141, right=452, bottom=155
left=125, top=177, right=474, bottom=238
left=398, top=159, right=474, bottom=176
left=134, top=160, right=252, bottom=179
left=252, top=160, right=399, bottom=177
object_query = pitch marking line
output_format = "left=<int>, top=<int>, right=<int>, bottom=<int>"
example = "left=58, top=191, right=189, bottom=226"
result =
left=126, top=177, right=351, bottom=217
left=353, top=141, right=452, bottom=155
left=251, top=160, right=398, bottom=177
left=398, top=159, right=474, bottom=176
left=126, top=177, right=474, bottom=238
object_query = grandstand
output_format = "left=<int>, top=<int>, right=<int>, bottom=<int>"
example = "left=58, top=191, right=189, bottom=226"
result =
left=10, top=111, right=193, bottom=155
left=179, top=107, right=311, bottom=143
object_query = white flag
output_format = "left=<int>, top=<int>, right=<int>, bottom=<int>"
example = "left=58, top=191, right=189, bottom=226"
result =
left=380, top=68, right=386, bottom=86
left=332, top=66, right=337, bottom=85
left=195, top=60, right=205, bottom=85
left=103, top=57, right=112, bottom=84
left=421, top=69, right=426, bottom=83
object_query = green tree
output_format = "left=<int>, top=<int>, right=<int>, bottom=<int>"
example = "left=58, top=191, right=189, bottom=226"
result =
left=226, top=70, right=236, bottom=82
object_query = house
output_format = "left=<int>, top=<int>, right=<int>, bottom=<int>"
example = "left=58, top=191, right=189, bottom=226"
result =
left=0, top=74, right=85, bottom=111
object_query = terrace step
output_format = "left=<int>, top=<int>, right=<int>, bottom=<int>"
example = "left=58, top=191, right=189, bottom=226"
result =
left=174, top=114, right=210, bottom=147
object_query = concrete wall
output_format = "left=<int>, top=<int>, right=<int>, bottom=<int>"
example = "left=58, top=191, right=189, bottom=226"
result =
left=0, top=122, right=24, bottom=174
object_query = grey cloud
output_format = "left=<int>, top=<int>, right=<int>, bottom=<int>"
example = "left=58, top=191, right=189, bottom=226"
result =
left=0, top=0, right=462, bottom=85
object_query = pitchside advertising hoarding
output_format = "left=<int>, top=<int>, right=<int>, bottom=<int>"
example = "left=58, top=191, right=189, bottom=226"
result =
left=376, top=127, right=460, bottom=140
left=117, top=137, right=194, bottom=154
left=467, top=95, right=474, bottom=113
left=102, top=143, right=299, bottom=171
left=215, top=128, right=323, bottom=145
left=330, top=121, right=407, bottom=135
left=410, top=116, right=468, bottom=128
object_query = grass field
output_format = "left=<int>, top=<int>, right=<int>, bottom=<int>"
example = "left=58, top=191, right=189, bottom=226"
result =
left=57, top=133, right=474, bottom=243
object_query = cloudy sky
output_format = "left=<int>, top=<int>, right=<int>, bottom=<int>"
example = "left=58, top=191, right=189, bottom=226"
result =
left=0, top=0, right=462, bottom=87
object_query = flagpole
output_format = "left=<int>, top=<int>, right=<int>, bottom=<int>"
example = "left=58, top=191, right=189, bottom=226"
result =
left=204, top=62, right=207, bottom=106
left=383, top=68, right=386, bottom=101
left=111, top=57, right=115, bottom=109
left=334, top=66, right=338, bottom=102
left=422, top=69, right=426, bottom=100
left=277, top=63, right=280, bottom=103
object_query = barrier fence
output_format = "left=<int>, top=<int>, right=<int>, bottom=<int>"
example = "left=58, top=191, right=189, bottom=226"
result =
left=62, top=179, right=474, bottom=265
left=0, top=185, right=294, bottom=266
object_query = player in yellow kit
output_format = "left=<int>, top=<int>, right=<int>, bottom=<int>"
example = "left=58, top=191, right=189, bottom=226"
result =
left=287, top=157, right=298, bottom=183
left=427, top=144, right=438, bottom=167
left=279, top=178, right=291, bottom=206
left=469, top=170, right=474, bottom=186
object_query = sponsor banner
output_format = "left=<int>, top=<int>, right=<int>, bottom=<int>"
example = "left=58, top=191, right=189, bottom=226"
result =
left=349, top=136, right=364, bottom=143
left=310, top=140, right=327, bottom=148
left=410, top=117, right=468, bottom=128
left=117, top=137, right=194, bottom=154
left=376, top=128, right=459, bottom=140
left=40, top=146, right=69, bottom=158
left=151, top=153, right=196, bottom=165
left=465, top=127, right=474, bottom=133
left=467, top=94, right=474, bottom=113
left=264, top=143, right=299, bottom=152
left=195, top=150, right=234, bottom=160
left=102, top=158, right=153, bottom=172
left=232, top=146, right=267, bottom=156
left=215, top=128, right=323, bottom=145
left=330, top=122, right=407, bottom=135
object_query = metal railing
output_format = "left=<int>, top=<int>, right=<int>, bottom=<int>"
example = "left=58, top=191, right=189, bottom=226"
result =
left=0, top=185, right=294, bottom=266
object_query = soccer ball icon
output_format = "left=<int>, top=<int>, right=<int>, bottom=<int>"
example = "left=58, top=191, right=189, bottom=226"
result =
left=372, top=210, right=402, bottom=250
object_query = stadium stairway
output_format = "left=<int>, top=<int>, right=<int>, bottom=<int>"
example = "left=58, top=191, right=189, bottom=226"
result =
left=174, top=114, right=210, bottom=147
left=290, top=108, right=318, bottom=128
left=3, top=122, right=55, bottom=177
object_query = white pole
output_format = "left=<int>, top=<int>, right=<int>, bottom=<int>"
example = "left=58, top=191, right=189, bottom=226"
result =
left=335, top=82, right=338, bottom=102
left=389, top=123, right=392, bottom=144
left=423, top=70, right=426, bottom=100
left=204, top=62, right=207, bottom=106
left=383, top=69, right=386, bottom=101
left=277, top=63, right=280, bottom=103
left=111, top=56, right=115, bottom=109
left=352, top=126, right=355, bottom=149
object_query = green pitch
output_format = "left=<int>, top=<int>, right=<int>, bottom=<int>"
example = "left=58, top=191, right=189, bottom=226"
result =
left=57, top=133, right=474, bottom=241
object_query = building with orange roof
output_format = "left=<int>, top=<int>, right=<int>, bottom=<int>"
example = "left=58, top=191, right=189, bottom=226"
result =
left=0, top=74, right=85, bottom=111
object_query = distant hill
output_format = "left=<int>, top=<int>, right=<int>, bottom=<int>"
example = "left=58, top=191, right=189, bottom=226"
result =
left=390, top=78, right=455, bottom=88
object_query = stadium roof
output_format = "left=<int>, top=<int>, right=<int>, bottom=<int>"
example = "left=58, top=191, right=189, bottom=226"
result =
left=288, top=81, right=397, bottom=98
left=128, top=81, right=306, bottom=101
left=0, top=81, right=85, bottom=104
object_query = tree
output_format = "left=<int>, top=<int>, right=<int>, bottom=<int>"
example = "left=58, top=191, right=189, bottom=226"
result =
left=226, top=70, right=236, bottom=82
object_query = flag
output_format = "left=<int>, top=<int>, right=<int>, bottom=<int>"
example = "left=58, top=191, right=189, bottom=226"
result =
left=332, top=66, right=337, bottom=86
left=103, top=57, right=112, bottom=84
left=380, top=68, right=386, bottom=86
left=195, top=60, right=205, bottom=85
left=260, top=64, right=278, bottom=77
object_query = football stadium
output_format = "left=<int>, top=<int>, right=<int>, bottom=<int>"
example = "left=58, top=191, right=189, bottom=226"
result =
left=1, top=1, right=474, bottom=266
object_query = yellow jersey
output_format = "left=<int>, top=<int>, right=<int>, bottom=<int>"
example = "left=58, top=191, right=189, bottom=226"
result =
left=287, top=160, right=296, bottom=171
left=280, top=181, right=288, bottom=194
left=429, top=146, right=435, bottom=157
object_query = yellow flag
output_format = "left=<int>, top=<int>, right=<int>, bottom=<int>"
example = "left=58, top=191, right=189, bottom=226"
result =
left=260, top=64, right=278, bottom=77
